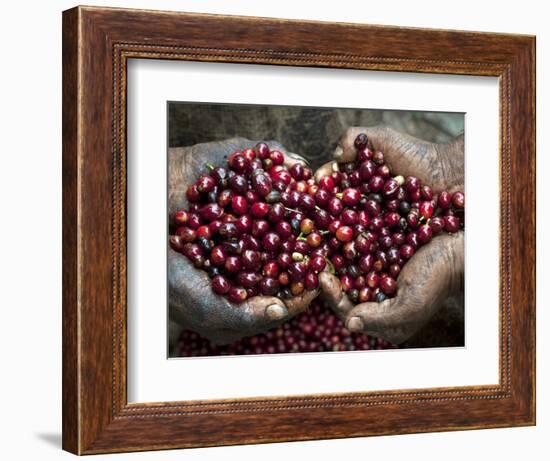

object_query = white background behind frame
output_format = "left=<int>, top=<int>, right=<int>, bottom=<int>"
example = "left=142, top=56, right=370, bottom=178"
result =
left=2, top=0, right=547, bottom=460
left=127, top=59, right=500, bottom=403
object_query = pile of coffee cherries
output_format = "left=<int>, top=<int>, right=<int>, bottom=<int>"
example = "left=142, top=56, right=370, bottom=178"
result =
left=316, top=133, right=465, bottom=304
left=170, top=134, right=465, bottom=306
left=169, top=142, right=328, bottom=303
left=174, top=299, right=398, bottom=357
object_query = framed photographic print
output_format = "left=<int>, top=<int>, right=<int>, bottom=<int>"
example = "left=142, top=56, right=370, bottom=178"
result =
left=62, top=6, right=535, bottom=455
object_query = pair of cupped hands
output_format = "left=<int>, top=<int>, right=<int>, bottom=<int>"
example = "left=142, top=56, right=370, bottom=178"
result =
left=169, top=126, right=465, bottom=346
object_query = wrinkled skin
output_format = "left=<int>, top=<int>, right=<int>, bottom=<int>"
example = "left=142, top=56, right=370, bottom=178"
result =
left=318, top=126, right=465, bottom=344
left=168, top=138, right=319, bottom=345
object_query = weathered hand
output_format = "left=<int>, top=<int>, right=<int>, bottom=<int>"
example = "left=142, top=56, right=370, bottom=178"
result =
left=318, top=126, right=465, bottom=344
left=168, top=138, right=319, bottom=345
left=315, top=125, right=464, bottom=194
left=320, top=232, right=464, bottom=344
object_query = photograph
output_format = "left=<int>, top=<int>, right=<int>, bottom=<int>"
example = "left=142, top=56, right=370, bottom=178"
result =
left=167, top=103, right=466, bottom=358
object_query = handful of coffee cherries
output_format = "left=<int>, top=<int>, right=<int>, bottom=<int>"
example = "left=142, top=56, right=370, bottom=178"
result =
left=169, top=134, right=464, bottom=306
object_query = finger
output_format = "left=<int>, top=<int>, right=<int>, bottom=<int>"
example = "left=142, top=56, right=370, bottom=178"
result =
left=334, top=127, right=368, bottom=163
left=244, top=296, right=289, bottom=321
left=283, top=287, right=320, bottom=316
left=262, top=140, right=309, bottom=169
left=318, top=272, right=355, bottom=319
left=282, top=150, right=310, bottom=168
left=314, top=161, right=337, bottom=183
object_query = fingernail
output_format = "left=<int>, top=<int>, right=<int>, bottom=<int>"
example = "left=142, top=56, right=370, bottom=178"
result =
left=347, top=316, right=364, bottom=332
left=266, top=304, right=287, bottom=320
left=334, top=146, right=344, bottom=159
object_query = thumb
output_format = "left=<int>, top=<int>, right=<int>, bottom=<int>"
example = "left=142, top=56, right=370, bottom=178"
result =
left=318, top=268, right=411, bottom=343
left=344, top=297, right=412, bottom=344
left=283, top=286, right=321, bottom=316
left=318, top=272, right=355, bottom=320
left=319, top=271, right=418, bottom=345
left=244, top=296, right=289, bottom=321
left=314, top=161, right=337, bottom=184
left=244, top=286, right=321, bottom=324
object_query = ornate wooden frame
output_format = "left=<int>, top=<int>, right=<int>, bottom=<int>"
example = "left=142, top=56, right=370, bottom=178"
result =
left=62, top=5, right=536, bottom=455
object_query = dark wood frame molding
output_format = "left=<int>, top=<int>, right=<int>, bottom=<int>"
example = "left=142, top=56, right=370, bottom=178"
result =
left=62, top=5, right=536, bottom=455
